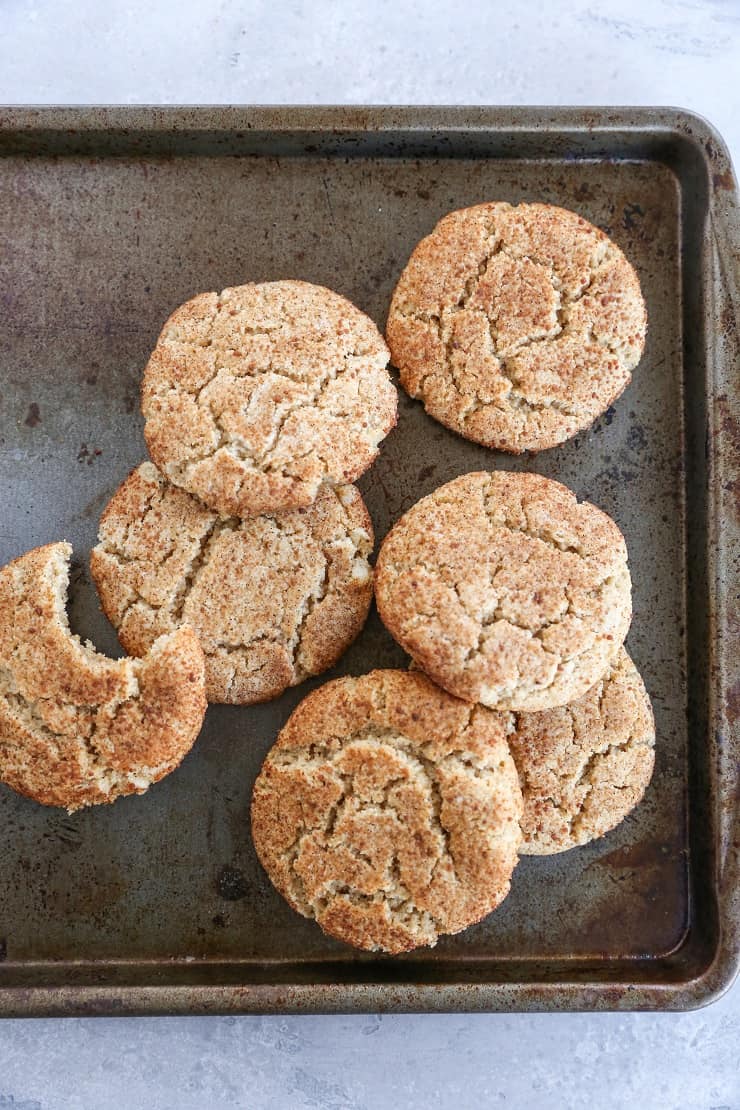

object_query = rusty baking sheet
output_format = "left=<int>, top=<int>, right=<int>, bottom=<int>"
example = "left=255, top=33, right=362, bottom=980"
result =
left=0, top=107, right=737, bottom=1015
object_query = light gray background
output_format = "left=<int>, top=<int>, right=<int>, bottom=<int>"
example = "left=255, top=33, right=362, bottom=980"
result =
left=0, top=1, right=738, bottom=1107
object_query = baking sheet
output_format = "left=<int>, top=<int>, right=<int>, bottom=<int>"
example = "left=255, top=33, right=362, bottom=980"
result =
left=0, top=107, right=737, bottom=1014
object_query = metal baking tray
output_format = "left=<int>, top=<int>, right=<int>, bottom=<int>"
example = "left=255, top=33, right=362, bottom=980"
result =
left=0, top=107, right=737, bottom=1016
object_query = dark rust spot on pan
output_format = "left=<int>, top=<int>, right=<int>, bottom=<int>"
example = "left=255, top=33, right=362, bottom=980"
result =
left=622, top=202, right=644, bottom=230
left=725, top=677, right=740, bottom=728
left=77, top=443, right=103, bottom=465
left=24, top=402, right=41, bottom=427
left=596, top=840, right=671, bottom=871
left=216, top=866, right=250, bottom=901
left=716, top=393, right=740, bottom=452
left=713, top=171, right=734, bottom=191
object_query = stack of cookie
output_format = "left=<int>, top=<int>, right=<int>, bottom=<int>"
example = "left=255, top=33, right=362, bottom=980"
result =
left=251, top=204, right=654, bottom=955
left=0, top=201, right=655, bottom=958
left=91, top=280, right=397, bottom=705
left=0, top=281, right=398, bottom=808
left=252, top=473, right=654, bottom=955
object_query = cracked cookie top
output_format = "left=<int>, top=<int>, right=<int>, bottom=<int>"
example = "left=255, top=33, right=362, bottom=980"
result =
left=0, top=542, right=206, bottom=811
left=510, top=648, right=655, bottom=854
left=375, top=471, right=632, bottom=711
left=141, top=280, right=397, bottom=516
left=386, top=202, right=647, bottom=453
left=91, top=462, right=374, bottom=705
left=251, top=669, right=523, bottom=953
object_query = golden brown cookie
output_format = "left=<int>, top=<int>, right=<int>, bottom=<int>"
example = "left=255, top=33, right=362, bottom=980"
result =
left=251, top=669, right=522, bottom=954
left=0, top=542, right=206, bottom=811
left=142, top=280, right=397, bottom=516
left=387, top=202, right=646, bottom=452
left=509, top=649, right=655, bottom=854
left=91, top=462, right=374, bottom=704
left=375, top=470, right=631, bottom=711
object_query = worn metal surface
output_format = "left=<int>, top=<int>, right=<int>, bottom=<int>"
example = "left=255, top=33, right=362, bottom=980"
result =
left=0, top=107, right=737, bottom=1016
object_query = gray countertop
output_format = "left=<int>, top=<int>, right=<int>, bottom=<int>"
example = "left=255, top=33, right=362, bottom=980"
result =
left=0, top=1, right=738, bottom=1107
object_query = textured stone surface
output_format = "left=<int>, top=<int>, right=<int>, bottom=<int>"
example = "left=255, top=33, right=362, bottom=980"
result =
left=0, top=1000, right=738, bottom=1109
left=0, top=0, right=738, bottom=1107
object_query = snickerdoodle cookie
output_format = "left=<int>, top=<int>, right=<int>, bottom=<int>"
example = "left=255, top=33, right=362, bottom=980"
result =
left=386, top=202, right=646, bottom=452
left=91, top=462, right=374, bottom=704
left=509, top=649, right=655, bottom=853
left=251, top=669, right=522, bottom=954
left=0, top=542, right=206, bottom=811
left=375, top=471, right=631, bottom=711
left=142, top=280, right=397, bottom=517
